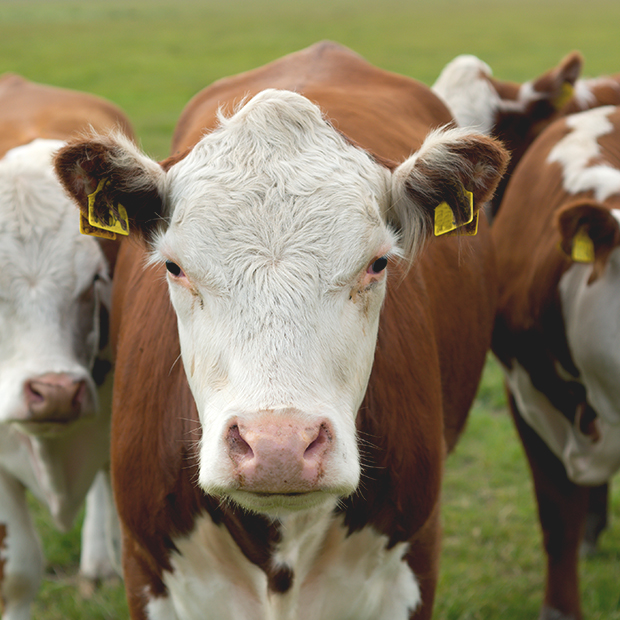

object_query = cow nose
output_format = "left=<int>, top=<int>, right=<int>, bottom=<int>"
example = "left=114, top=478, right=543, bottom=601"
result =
left=24, top=373, right=87, bottom=422
left=226, top=415, right=333, bottom=494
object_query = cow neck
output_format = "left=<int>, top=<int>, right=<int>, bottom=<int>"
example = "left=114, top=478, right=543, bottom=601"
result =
left=495, top=254, right=587, bottom=426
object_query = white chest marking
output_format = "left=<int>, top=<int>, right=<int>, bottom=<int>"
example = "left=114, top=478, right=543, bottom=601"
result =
left=547, top=106, right=620, bottom=201
left=502, top=358, right=620, bottom=485
left=146, top=509, right=420, bottom=620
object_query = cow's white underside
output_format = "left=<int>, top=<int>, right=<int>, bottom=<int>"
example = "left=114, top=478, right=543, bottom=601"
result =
left=146, top=507, right=420, bottom=620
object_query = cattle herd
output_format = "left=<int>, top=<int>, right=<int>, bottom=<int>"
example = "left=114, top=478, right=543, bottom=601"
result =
left=0, top=40, right=618, bottom=620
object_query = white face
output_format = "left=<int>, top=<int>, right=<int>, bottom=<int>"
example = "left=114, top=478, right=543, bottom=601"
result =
left=560, top=213, right=620, bottom=427
left=0, top=139, right=109, bottom=435
left=153, top=92, right=397, bottom=514
left=53, top=88, right=508, bottom=515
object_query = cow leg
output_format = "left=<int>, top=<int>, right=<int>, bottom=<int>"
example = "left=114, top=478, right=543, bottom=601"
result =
left=407, top=503, right=441, bottom=620
left=580, top=483, right=609, bottom=558
left=79, top=468, right=121, bottom=585
left=508, top=391, right=586, bottom=620
left=0, top=468, right=44, bottom=620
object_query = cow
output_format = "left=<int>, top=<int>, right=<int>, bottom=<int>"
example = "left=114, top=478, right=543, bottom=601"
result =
left=55, top=41, right=509, bottom=620
left=0, top=73, right=133, bottom=620
left=432, top=51, right=583, bottom=216
left=492, top=105, right=620, bottom=620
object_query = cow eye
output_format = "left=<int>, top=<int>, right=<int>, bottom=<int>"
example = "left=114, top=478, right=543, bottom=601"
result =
left=165, top=260, right=184, bottom=277
left=368, top=256, right=388, bottom=275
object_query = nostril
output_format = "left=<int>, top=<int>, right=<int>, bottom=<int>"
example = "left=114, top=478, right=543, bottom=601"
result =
left=25, top=382, right=45, bottom=404
left=304, top=423, right=331, bottom=459
left=227, top=424, right=254, bottom=460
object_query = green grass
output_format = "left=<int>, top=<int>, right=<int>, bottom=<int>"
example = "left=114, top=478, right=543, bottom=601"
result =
left=2, top=0, right=620, bottom=158
left=438, top=358, right=620, bottom=620
left=2, top=0, right=619, bottom=617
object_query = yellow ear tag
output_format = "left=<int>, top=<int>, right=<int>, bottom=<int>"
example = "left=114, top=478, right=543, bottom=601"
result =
left=553, top=82, right=575, bottom=110
left=455, top=211, right=479, bottom=236
left=434, top=202, right=457, bottom=235
left=434, top=189, right=474, bottom=236
left=571, top=227, right=595, bottom=263
left=87, top=178, right=130, bottom=236
left=79, top=211, right=117, bottom=240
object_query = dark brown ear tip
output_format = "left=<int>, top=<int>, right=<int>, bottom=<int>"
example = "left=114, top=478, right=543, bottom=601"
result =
left=562, top=50, right=584, bottom=76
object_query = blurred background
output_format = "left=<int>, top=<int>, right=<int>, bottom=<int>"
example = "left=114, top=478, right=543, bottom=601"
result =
left=1, top=0, right=618, bottom=618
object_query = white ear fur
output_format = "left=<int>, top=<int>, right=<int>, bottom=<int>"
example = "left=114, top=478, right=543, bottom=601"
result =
left=389, top=126, right=509, bottom=260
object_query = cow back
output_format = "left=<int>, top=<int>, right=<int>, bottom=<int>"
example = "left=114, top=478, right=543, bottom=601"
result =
left=0, top=73, right=133, bottom=156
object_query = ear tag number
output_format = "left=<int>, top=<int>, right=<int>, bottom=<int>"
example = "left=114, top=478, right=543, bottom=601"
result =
left=434, top=189, right=474, bottom=236
left=85, top=178, right=130, bottom=238
left=572, top=226, right=595, bottom=263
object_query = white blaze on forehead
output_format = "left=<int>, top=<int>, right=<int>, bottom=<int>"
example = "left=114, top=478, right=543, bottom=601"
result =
left=432, top=55, right=498, bottom=133
left=157, top=88, right=396, bottom=397
left=432, top=55, right=541, bottom=134
left=162, top=89, right=393, bottom=264
left=0, top=139, right=67, bottom=236
left=548, top=106, right=620, bottom=201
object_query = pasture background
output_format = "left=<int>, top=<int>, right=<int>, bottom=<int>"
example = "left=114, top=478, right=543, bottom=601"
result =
left=1, top=0, right=619, bottom=618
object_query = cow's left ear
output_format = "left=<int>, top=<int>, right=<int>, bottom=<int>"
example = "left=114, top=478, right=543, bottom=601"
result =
left=389, top=127, right=509, bottom=260
left=54, top=131, right=167, bottom=244
left=556, top=200, right=620, bottom=283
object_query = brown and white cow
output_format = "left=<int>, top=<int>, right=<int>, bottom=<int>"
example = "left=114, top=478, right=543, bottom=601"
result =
left=55, top=41, right=508, bottom=620
left=0, top=73, right=133, bottom=620
left=432, top=51, right=583, bottom=215
left=492, top=105, right=620, bottom=620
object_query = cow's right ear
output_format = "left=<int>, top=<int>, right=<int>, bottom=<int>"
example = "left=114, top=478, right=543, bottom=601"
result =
left=388, top=127, right=509, bottom=261
left=529, top=50, right=583, bottom=111
left=556, top=200, right=620, bottom=283
left=54, top=131, right=167, bottom=243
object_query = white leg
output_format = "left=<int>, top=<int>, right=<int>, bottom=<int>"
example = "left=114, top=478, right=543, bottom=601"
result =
left=79, top=468, right=121, bottom=580
left=0, top=469, right=43, bottom=620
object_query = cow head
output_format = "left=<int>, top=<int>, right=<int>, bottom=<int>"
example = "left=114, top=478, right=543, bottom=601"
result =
left=55, top=90, right=508, bottom=515
left=556, top=201, right=620, bottom=428
left=433, top=52, right=582, bottom=214
left=0, top=139, right=111, bottom=436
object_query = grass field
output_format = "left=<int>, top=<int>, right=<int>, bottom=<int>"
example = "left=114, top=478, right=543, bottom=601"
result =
left=1, top=0, right=620, bottom=618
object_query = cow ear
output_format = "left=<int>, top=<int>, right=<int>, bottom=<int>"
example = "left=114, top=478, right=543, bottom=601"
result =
left=556, top=200, right=620, bottom=283
left=54, top=132, right=166, bottom=244
left=389, top=127, right=509, bottom=260
left=531, top=51, right=583, bottom=111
